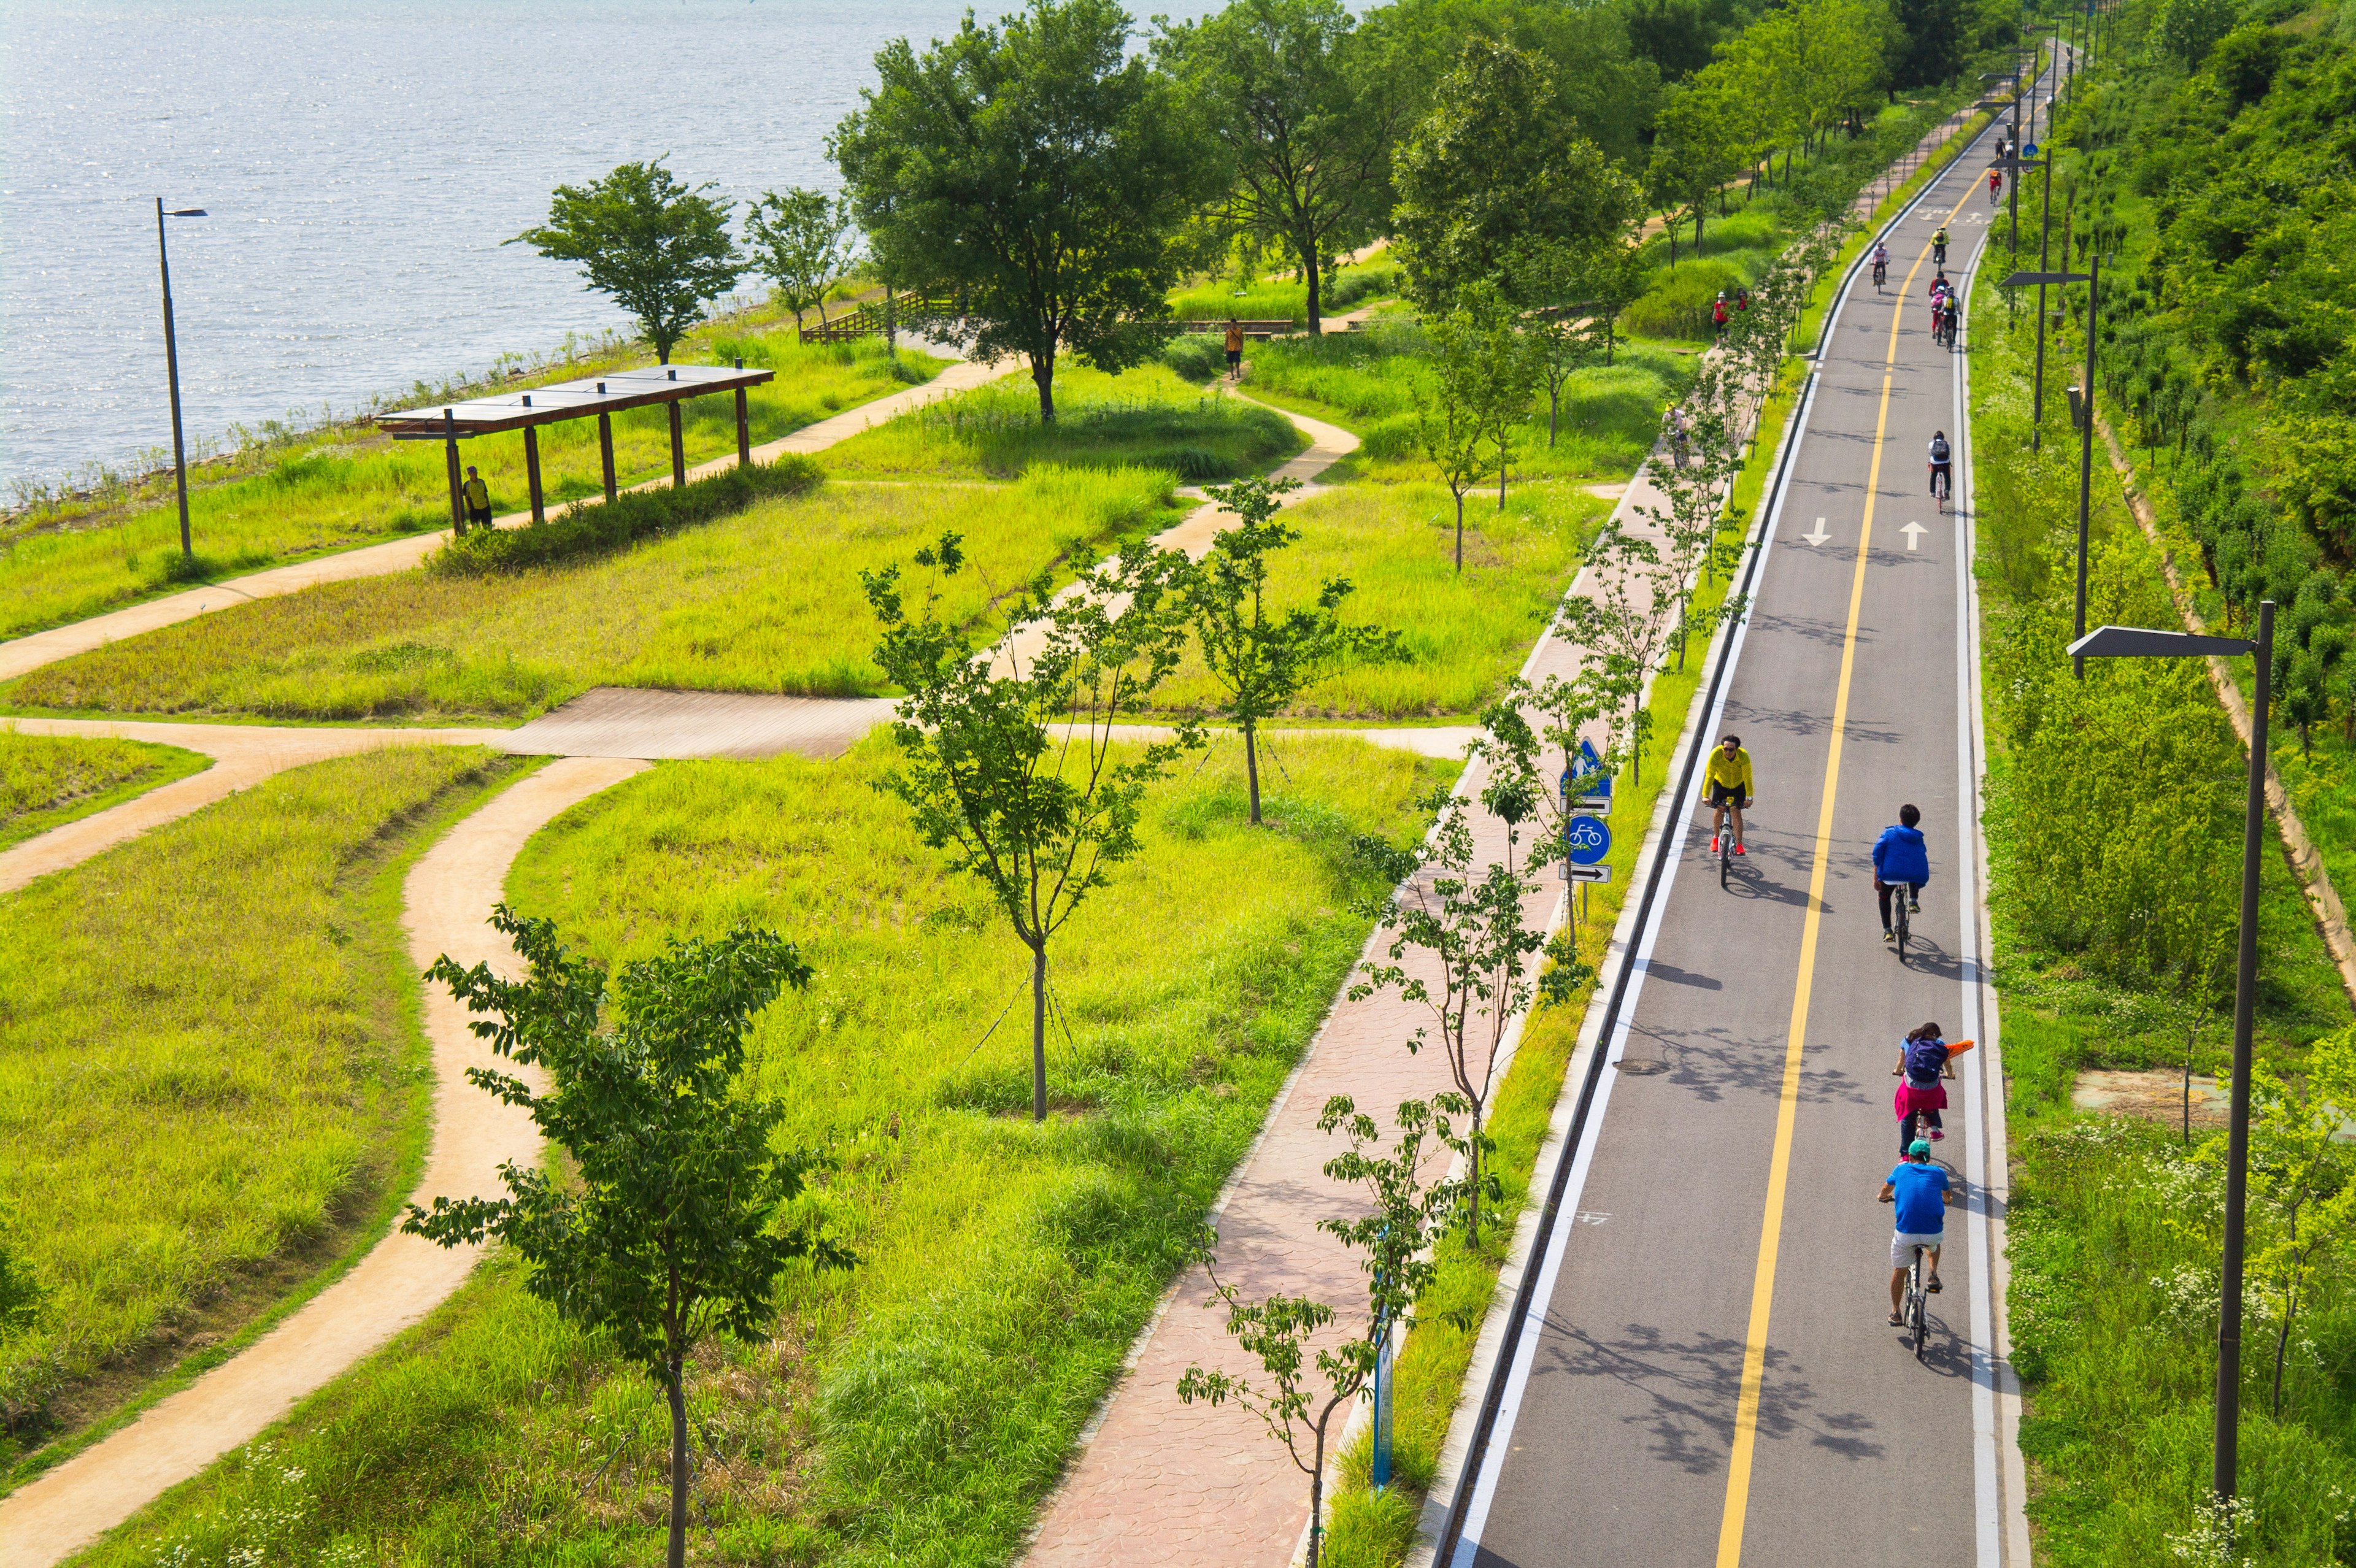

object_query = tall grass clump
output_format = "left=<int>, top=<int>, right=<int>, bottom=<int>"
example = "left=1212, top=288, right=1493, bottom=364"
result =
left=0, top=729, right=208, bottom=851
left=431, top=455, right=822, bottom=576
left=78, top=734, right=1454, bottom=1566
left=4, top=470, right=1182, bottom=723
left=0, top=747, right=510, bottom=1460
left=822, top=363, right=1303, bottom=480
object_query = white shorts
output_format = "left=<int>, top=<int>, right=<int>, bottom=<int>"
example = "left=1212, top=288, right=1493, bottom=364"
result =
left=1892, top=1231, right=1942, bottom=1268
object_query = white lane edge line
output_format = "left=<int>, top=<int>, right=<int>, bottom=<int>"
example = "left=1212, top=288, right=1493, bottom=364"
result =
left=1449, top=367, right=1820, bottom=1566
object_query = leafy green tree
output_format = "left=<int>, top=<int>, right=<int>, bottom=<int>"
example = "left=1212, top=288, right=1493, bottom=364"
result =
left=1891, top=0, right=1966, bottom=88
left=1389, top=37, right=1642, bottom=312
left=1157, top=0, right=1395, bottom=336
left=1647, top=74, right=1745, bottom=261
left=1177, top=1094, right=1465, bottom=1568
left=744, top=186, right=856, bottom=331
left=1350, top=786, right=1545, bottom=1248
left=864, top=531, right=1199, bottom=1119
left=403, top=913, right=847, bottom=1568
left=831, top=0, right=1220, bottom=420
left=1417, top=282, right=1536, bottom=569
left=511, top=160, right=747, bottom=365
left=1557, top=518, right=1679, bottom=784
left=1364, top=0, right=1662, bottom=168
left=1183, top=475, right=1400, bottom=823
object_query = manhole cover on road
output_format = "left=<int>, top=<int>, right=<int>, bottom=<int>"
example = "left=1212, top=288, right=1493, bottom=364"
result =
left=1618, top=1059, right=1668, bottom=1075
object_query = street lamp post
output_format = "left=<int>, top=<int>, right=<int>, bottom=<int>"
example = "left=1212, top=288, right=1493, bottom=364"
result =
left=155, top=199, right=209, bottom=561
left=2008, top=259, right=2101, bottom=671
left=2067, top=605, right=2276, bottom=1511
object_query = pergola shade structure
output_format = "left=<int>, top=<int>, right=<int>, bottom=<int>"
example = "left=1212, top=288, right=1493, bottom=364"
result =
left=374, top=361, right=777, bottom=530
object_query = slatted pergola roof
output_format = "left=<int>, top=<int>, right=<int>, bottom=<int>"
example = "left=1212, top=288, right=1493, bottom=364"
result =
left=374, top=361, right=776, bottom=531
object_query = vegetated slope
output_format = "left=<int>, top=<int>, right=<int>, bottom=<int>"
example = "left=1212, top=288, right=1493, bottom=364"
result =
left=1968, top=167, right=2356, bottom=1564
left=0, top=329, right=942, bottom=643
left=0, top=747, right=519, bottom=1471
left=0, top=731, right=209, bottom=852
left=818, top=363, right=1304, bottom=481
left=76, top=734, right=1450, bottom=1567
left=1147, top=479, right=1609, bottom=720
left=2, top=468, right=1181, bottom=723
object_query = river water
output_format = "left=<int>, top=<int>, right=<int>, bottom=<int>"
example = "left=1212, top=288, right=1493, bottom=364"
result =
left=0, top=0, right=1214, bottom=494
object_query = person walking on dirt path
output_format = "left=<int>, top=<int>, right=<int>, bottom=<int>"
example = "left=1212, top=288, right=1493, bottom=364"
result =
left=1711, top=293, right=1730, bottom=338
left=1734, top=286, right=1750, bottom=315
left=1224, top=318, right=1244, bottom=382
left=461, top=466, right=492, bottom=534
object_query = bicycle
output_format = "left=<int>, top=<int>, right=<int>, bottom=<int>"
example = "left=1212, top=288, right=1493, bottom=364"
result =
left=1892, top=877, right=1911, bottom=957
left=1930, top=464, right=1951, bottom=515
left=1872, top=256, right=1888, bottom=291
left=1904, top=1242, right=1931, bottom=1359
left=1720, top=821, right=1734, bottom=889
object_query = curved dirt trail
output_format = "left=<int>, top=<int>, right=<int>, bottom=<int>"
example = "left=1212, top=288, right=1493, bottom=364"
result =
left=0, top=756, right=645, bottom=1568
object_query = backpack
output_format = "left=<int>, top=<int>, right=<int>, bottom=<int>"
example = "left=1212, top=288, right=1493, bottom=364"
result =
left=1906, top=1036, right=1949, bottom=1084
left=1930, top=436, right=1950, bottom=463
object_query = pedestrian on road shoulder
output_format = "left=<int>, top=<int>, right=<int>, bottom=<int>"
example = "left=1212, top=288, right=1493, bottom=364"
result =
left=1879, top=1140, right=1961, bottom=1322
left=1223, top=318, right=1245, bottom=381
left=461, top=466, right=493, bottom=534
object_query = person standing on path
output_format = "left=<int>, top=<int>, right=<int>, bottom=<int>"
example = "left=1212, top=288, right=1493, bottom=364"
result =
left=461, top=466, right=492, bottom=534
left=1879, top=1140, right=1961, bottom=1321
left=1223, top=318, right=1244, bottom=382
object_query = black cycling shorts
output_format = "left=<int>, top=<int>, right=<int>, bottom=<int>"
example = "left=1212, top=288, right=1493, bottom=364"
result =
left=1706, top=780, right=1746, bottom=808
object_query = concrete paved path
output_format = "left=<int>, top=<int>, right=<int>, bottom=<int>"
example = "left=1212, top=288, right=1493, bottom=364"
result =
left=0, top=358, right=1009, bottom=687
left=1446, top=94, right=2038, bottom=1568
left=0, top=756, right=647, bottom=1568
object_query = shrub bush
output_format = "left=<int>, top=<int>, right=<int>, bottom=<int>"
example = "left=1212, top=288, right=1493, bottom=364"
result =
left=431, top=456, right=824, bottom=577
left=1622, top=259, right=1749, bottom=340
left=1161, top=334, right=1230, bottom=383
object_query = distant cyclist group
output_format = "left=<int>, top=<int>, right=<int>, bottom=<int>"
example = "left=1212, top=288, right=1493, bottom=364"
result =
left=1694, top=739, right=1967, bottom=1342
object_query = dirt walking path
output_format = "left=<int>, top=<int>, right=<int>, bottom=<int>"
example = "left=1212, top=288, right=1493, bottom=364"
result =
left=0, top=358, right=1009, bottom=687
left=0, top=756, right=647, bottom=1568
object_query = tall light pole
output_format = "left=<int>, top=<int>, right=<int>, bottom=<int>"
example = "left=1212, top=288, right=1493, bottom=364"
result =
left=2009, top=255, right=2100, bottom=672
left=2068, top=604, right=2276, bottom=1512
left=156, top=199, right=208, bottom=561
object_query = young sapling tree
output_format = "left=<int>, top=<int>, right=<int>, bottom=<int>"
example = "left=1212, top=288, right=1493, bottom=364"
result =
left=1417, top=283, right=1533, bottom=567
left=745, top=186, right=857, bottom=331
left=1183, top=474, right=1401, bottom=823
left=403, top=912, right=849, bottom=1568
left=1556, top=518, right=1680, bottom=784
left=1177, top=1094, right=1466, bottom=1568
left=511, top=161, right=747, bottom=365
left=2226, top=1032, right=2356, bottom=1419
left=864, top=531, right=1200, bottom=1120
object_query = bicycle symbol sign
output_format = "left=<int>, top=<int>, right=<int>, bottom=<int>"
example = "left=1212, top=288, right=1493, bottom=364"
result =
left=1565, top=815, right=1611, bottom=867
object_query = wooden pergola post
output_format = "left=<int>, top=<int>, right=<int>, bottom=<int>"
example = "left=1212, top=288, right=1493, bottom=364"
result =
left=666, top=368, right=686, bottom=488
left=598, top=405, right=617, bottom=504
left=523, top=425, right=545, bottom=524
left=734, top=356, right=752, bottom=468
left=442, top=409, right=464, bottom=534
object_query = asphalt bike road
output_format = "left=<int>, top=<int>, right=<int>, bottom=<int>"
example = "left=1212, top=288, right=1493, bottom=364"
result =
left=1444, top=72, right=2055, bottom=1568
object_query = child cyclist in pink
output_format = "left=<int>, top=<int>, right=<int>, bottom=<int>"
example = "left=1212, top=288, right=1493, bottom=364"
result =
left=1892, top=1023, right=1976, bottom=1155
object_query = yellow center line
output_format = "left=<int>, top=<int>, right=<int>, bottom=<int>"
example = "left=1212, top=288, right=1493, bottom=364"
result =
left=1712, top=172, right=1986, bottom=1567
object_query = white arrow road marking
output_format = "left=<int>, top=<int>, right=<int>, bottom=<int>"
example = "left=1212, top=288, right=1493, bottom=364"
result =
left=1801, top=517, right=1831, bottom=546
left=1901, top=521, right=1928, bottom=551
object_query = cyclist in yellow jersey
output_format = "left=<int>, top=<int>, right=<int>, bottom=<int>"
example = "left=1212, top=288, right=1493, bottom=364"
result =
left=1703, top=734, right=1754, bottom=856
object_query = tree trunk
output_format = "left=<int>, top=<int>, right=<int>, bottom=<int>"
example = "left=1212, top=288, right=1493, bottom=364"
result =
left=1031, top=943, right=1049, bottom=1121
left=1244, top=718, right=1263, bottom=824
left=1454, top=490, right=1466, bottom=574
left=1308, top=1418, right=1328, bottom=1568
left=666, top=1355, right=689, bottom=1568
left=2273, top=1296, right=2294, bottom=1418
left=1303, top=237, right=1324, bottom=336
left=1498, top=448, right=1507, bottom=510
left=1695, top=203, right=1707, bottom=257
left=1465, top=1111, right=1483, bottom=1248
left=1549, top=383, right=1561, bottom=447
left=1031, top=353, right=1057, bottom=423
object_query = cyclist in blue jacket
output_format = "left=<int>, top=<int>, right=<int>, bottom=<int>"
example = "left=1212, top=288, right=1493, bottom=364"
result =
left=1873, top=804, right=1931, bottom=943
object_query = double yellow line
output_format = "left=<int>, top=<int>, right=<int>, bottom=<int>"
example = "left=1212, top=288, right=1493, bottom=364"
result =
left=1711, top=175, right=1987, bottom=1566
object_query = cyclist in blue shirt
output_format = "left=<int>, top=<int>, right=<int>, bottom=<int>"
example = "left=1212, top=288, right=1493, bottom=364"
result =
left=1873, top=804, right=1931, bottom=943
left=1880, top=1140, right=1960, bottom=1323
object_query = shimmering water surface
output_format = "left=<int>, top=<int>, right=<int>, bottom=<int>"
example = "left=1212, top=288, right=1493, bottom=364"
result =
left=0, top=0, right=1214, bottom=490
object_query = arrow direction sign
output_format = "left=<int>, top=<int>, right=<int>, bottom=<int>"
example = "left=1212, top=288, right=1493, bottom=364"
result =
left=1568, top=865, right=1613, bottom=884
left=1900, top=521, right=1928, bottom=551
left=1801, top=517, right=1831, bottom=546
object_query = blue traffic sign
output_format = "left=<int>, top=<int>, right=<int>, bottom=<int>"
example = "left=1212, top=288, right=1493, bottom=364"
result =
left=1564, top=738, right=1612, bottom=802
left=1566, top=814, right=1611, bottom=867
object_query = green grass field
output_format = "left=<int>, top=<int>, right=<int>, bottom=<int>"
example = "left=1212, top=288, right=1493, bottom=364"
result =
left=1166, top=252, right=1399, bottom=326
left=819, top=363, right=1303, bottom=482
left=1238, top=331, right=1688, bottom=487
left=1151, top=479, right=1605, bottom=720
left=76, top=733, right=1453, bottom=1567
left=3, top=468, right=1182, bottom=723
left=0, top=747, right=521, bottom=1469
left=0, top=730, right=210, bottom=852
left=0, top=331, right=943, bottom=644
